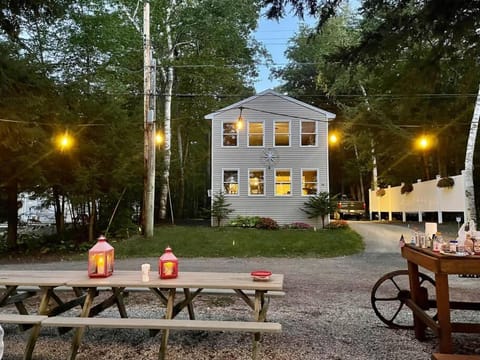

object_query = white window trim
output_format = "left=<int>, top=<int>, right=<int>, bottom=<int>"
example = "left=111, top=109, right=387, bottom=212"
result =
left=221, top=120, right=239, bottom=147
left=300, top=120, right=318, bottom=147
left=274, top=168, right=292, bottom=197
left=222, top=168, right=240, bottom=196
left=301, top=168, right=319, bottom=196
left=247, top=120, right=264, bottom=147
left=248, top=168, right=266, bottom=196
left=273, top=120, right=291, bottom=147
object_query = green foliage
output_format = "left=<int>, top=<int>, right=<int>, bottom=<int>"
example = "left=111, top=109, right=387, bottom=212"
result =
left=211, top=192, right=234, bottom=227
left=228, top=216, right=260, bottom=228
left=277, top=1, right=480, bottom=198
left=229, top=216, right=279, bottom=230
left=1, top=0, right=262, bottom=248
left=301, top=192, right=336, bottom=228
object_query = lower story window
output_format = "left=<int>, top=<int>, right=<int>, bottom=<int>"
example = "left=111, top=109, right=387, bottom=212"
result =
left=275, top=169, right=291, bottom=196
left=223, top=170, right=239, bottom=195
left=249, top=169, right=264, bottom=195
left=302, top=169, right=318, bottom=195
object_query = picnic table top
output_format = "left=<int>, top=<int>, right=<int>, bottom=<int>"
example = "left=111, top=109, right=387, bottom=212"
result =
left=0, top=270, right=284, bottom=291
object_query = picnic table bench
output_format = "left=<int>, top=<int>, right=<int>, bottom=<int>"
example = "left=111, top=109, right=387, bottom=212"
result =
left=0, top=270, right=284, bottom=360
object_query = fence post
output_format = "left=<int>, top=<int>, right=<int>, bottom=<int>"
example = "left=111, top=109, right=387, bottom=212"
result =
left=435, top=175, right=443, bottom=224
left=417, top=179, right=423, bottom=222
left=388, top=185, right=392, bottom=221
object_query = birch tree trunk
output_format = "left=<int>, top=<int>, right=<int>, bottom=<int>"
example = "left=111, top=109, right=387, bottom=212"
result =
left=177, top=127, right=185, bottom=218
left=158, top=1, right=174, bottom=220
left=464, top=85, right=480, bottom=223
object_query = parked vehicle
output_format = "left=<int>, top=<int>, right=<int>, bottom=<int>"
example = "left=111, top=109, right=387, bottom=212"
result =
left=334, top=195, right=365, bottom=220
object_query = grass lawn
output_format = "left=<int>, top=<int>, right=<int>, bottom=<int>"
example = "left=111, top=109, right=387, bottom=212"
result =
left=111, top=225, right=364, bottom=259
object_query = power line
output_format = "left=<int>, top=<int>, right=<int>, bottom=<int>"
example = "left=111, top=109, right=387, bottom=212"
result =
left=0, top=118, right=105, bottom=126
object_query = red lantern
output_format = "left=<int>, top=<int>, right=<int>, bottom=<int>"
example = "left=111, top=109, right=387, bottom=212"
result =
left=159, top=246, right=178, bottom=279
left=88, top=235, right=114, bottom=278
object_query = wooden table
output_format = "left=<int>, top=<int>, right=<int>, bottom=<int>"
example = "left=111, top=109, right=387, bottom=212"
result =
left=1, top=270, right=283, bottom=359
left=401, top=244, right=480, bottom=353
left=65, top=270, right=283, bottom=359
left=0, top=271, right=89, bottom=359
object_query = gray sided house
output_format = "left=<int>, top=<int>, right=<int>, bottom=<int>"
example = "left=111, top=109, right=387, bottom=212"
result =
left=205, top=90, right=336, bottom=227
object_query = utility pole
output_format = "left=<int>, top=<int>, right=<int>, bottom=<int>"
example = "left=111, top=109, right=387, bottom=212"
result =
left=143, top=0, right=156, bottom=237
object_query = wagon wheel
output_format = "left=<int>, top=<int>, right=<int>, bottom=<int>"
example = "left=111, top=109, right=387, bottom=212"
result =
left=371, top=269, right=437, bottom=329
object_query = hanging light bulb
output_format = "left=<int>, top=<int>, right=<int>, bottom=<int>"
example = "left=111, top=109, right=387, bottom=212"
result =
left=236, top=107, right=244, bottom=130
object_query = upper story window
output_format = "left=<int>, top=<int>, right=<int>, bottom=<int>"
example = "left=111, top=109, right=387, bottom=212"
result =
left=302, top=169, right=318, bottom=196
left=223, top=169, right=239, bottom=195
left=275, top=169, right=291, bottom=196
left=248, top=121, right=264, bottom=147
left=301, top=121, right=317, bottom=146
left=249, top=169, right=265, bottom=195
left=274, top=121, right=290, bottom=146
left=223, top=122, right=238, bottom=146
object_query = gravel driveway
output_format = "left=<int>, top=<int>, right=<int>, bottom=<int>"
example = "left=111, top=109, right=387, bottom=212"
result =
left=2, top=222, right=480, bottom=359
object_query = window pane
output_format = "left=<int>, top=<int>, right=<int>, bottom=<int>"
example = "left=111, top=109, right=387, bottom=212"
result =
left=302, top=121, right=315, bottom=132
left=275, top=121, right=289, bottom=146
left=248, top=122, right=263, bottom=146
left=223, top=170, right=238, bottom=195
left=275, top=170, right=291, bottom=196
left=223, top=123, right=237, bottom=146
left=301, top=121, right=316, bottom=146
left=249, top=170, right=264, bottom=195
left=302, top=170, right=318, bottom=195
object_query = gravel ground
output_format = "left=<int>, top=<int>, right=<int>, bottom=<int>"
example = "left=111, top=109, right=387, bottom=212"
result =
left=2, top=222, right=480, bottom=360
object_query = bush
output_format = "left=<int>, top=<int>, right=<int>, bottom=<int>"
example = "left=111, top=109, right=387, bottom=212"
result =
left=325, top=220, right=349, bottom=229
left=228, top=216, right=260, bottom=228
left=285, top=222, right=313, bottom=230
left=255, top=217, right=279, bottom=230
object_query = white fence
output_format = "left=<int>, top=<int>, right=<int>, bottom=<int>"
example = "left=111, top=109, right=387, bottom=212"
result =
left=368, top=172, right=467, bottom=224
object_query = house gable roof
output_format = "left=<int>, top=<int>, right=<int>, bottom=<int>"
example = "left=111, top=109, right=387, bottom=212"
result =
left=204, top=89, right=336, bottom=120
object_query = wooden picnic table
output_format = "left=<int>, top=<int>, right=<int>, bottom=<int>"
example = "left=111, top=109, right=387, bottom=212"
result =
left=401, top=244, right=480, bottom=353
left=0, top=270, right=284, bottom=360
left=0, top=271, right=88, bottom=359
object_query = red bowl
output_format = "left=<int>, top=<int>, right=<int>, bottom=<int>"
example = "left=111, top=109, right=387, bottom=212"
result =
left=251, top=270, right=272, bottom=278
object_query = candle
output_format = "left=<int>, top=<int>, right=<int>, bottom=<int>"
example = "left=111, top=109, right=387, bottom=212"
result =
left=141, top=263, right=150, bottom=282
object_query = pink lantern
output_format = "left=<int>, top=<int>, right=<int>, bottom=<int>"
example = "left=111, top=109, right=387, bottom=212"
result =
left=159, top=246, right=178, bottom=279
left=88, top=235, right=114, bottom=278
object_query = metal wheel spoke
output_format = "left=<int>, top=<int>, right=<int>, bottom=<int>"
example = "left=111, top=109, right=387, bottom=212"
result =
left=375, top=296, right=402, bottom=302
left=387, top=301, right=405, bottom=323
left=389, top=277, right=402, bottom=292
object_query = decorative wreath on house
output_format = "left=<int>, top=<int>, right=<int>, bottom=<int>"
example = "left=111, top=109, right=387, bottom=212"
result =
left=400, top=183, right=414, bottom=194
left=376, top=188, right=386, bottom=197
left=437, top=177, right=455, bottom=188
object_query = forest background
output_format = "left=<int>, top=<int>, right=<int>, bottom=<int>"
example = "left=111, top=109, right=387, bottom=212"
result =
left=1, top=0, right=479, bottom=249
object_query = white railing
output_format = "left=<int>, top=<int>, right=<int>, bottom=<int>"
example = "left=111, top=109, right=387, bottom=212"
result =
left=368, top=171, right=467, bottom=224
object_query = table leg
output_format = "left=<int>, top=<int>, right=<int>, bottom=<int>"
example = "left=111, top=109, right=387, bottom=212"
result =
left=435, top=273, right=452, bottom=353
left=407, top=261, right=427, bottom=340
left=24, top=286, right=53, bottom=360
left=183, top=288, right=195, bottom=320
left=252, top=290, right=266, bottom=360
left=159, top=288, right=176, bottom=360
left=67, top=287, right=96, bottom=360
left=112, top=287, right=128, bottom=318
